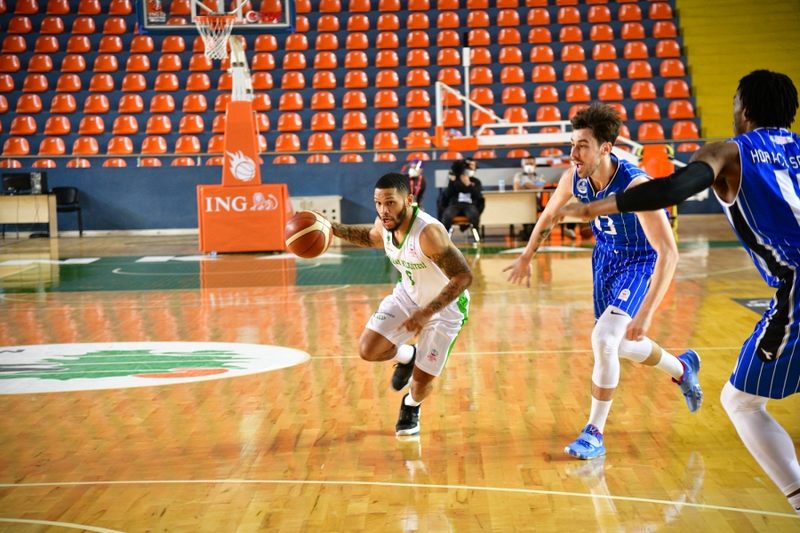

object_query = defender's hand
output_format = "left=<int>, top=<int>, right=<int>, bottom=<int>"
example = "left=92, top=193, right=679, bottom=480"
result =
left=503, top=257, right=533, bottom=288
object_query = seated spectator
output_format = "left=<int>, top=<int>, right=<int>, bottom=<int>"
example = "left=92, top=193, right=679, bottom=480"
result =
left=439, top=159, right=484, bottom=232
left=513, top=157, right=546, bottom=190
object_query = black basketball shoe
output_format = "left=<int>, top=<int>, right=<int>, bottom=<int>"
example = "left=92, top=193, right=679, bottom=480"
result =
left=395, top=394, right=421, bottom=436
left=391, top=345, right=416, bottom=391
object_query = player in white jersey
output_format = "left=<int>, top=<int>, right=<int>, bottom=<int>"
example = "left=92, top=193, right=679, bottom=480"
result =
left=557, top=70, right=800, bottom=515
left=331, top=173, right=473, bottom=436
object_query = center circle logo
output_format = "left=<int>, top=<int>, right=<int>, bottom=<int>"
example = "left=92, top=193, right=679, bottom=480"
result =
left=0, top=342, right=310, bottom=394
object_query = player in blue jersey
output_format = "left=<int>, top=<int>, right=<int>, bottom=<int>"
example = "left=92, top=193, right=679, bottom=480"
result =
left=505, top=103, right=703, bottom=460
left=557, top=70, right=800, bottom=515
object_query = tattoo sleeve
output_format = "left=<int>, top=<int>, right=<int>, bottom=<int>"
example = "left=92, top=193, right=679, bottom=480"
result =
left=425, top=246, right=473, bottom=314
left=331, top=222, right=375, bottom=248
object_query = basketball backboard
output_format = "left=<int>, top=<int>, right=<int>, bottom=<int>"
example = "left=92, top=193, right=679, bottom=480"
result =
left=137, top=0, right=294, bottom=33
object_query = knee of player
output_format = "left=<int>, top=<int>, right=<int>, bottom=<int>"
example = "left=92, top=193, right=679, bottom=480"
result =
left=720, top=381, right=763, bottom=415
left=591, top=328, right=621, bottom=356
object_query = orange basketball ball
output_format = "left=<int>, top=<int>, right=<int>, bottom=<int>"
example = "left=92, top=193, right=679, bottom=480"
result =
left=284, top=211, right=333, bottom=258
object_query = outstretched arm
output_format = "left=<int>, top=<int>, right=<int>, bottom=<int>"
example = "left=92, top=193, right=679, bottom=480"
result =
left=555, top=142, right=740, bottom=219
left=331, top=218, right=383, bottom=249
left=402, top=224, right=473, bottom=334
left=503, top=167, right=574, bottom=287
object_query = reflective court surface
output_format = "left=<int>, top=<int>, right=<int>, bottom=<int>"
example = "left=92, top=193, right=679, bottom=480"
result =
left=0, top=216, right=798, bottom=532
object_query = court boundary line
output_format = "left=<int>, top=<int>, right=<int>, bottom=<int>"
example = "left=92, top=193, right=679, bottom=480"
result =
left=0, top=479, right=796, bottom=520
left=0, top=518, right=123, bottom=533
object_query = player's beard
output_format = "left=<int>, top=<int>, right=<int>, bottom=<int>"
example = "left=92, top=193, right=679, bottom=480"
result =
left=386, top=203, right=409, bottom=232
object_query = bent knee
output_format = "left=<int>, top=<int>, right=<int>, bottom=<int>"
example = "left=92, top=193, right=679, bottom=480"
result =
left=720, top=381, right=765, bottom=415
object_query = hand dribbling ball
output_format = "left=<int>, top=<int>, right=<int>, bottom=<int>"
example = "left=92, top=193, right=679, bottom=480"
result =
left=284, top=211, right=333, bottom=258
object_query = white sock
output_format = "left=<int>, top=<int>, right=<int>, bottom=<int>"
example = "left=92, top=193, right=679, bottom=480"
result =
left=588, top=397, right=612, bottom=433
left=394, top=344, right=415, bottom=365
left=619, top=338, right=684, bottom=380
left=404, top=392, right=421, bottom=407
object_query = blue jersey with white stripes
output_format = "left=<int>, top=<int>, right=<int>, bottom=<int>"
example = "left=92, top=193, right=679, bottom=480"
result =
left=723, top=128, right=800, bottom=287
left=572, top=154, right=659, bottom=259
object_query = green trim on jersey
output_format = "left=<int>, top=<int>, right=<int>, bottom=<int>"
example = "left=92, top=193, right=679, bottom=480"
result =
left=442, top=291, right=470, bottom=368
left=391, top=205, right=419, bottom=249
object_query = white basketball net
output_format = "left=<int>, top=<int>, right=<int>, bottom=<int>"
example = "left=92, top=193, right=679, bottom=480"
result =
left=195, top=15, right=235, bottom=60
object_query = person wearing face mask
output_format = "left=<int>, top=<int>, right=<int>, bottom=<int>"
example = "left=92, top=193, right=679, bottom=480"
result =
left=402, top=159, right=426, bottom=207
left=439, top=159, right=485, bottom=233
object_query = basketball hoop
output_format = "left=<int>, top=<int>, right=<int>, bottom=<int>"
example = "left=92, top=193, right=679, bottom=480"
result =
left=195, top=14, right=235, bottom=60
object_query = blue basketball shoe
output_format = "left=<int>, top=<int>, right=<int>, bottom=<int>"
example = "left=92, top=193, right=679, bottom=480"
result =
left=674, top=350, right=703, bottom=413
left=564, top=424, right=606, bottom=460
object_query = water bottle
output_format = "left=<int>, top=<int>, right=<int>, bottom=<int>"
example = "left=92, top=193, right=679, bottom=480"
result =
left=498, top=179, right=506, bottom=192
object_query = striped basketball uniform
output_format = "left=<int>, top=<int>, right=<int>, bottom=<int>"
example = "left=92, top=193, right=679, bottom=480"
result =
left=366, top=207, right=470, bottom=377
left=573, top=154, right=664, bottom=319
left=719, top=128, right=800, bottom=399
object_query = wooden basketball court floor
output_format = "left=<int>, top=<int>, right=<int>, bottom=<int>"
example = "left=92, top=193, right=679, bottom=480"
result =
left=0, top=215, right=798, bottom=532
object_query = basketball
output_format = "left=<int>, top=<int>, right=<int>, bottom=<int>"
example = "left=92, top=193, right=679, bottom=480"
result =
left=284, top=211, right=333, bottom=258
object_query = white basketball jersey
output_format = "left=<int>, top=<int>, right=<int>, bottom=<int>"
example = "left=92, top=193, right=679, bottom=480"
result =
left=382, top=207, right=466, bottom=309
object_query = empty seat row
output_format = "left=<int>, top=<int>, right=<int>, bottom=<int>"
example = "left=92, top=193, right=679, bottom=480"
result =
left=8, top=0, right=133, bottom=15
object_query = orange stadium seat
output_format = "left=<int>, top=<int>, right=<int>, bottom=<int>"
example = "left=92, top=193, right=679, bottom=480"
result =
left=588, top=5, right=611, bottom=23
left=277, top=112, right=303, bottom=132
left=310, top=91, right=335, bottom=110
left=306, top=154, right=331, bottom=164
left=668, top=100, right=695, bottom=119
left=112, top=115, right=138, bottom=134
left=343, top=111, right=368, bottom=129
left=320, top=0, right=341, bottom=10
left=470, top=47, right=492, bottom=65
left=347, top=14, right=369, bottom=31
left=316, top=33, right=339, bottom=51
left=406, top=109, right=432, bottom=128
left=341, top=132, right=367, bottom=151
left=499, top=47, right=522, bottom=65
left=213, top=93, right=231, bottom=112
left=125, top=54, right=150, bottom=72
left=102, top=158, right=126, bottom=167
left=559, top=25, right=583, bottom=42
left=255, top=34, right=277, bottom=51
left=590, top=24, right=614, bottom=41
left=294, top=15, right=309, bottom=32
left=592, top=43, right=616, bottom=61
left=406, top=31, right=429, bottom=48
left=618, top=4, right=642, bottom=21
left=374, top=131, right=399, bottom=150
left=634, top=101, right=662, bottom=121
left=308, top=132, right=334, bottom=152
left=377, top=13, right=399, bottom=30
left=566, top=83, right=591, bottom=102
left=71, top=15, right=94, bottom=33
left=653, top=21, right=677, bottom=38
left=56, top=73, right=81, bottom=92
left=61, top=54, right=86, bottom=72
left=376, top=32, right=399, bottom=49
left=405, top=69, right=429, bottom=87
left=498, top=9, right=520, bottom=27
left=527, top=8, right=549, bottom=26
left=107, top=136, right=133, bottom=155
left=23, top=73, right=48, bottom=92
left=99, top=36, right=123, bottom=53
left=272, top=155, right=297, bottom=165
left=138, top=158, right=162, bottom=167
left=627, top=60, right=653, bottom=79
left=437, top=30, right=460, bottom=47
left=178, top=115, right=204, bottom=134
left=39, top=16, right=64, bottom=34
left=375, top=90, right=399, bottom=108
left=117, top=94, right=143, bottom=114
left=649, top=2, right=673, bottom=20
left=660, top=59, right=686, bottom=77
left=631, top=80, right=657, bottom=100
left=130, top=36, right=154, bottom=53
left=672, top=121, right=699, bottom=139
left=186, top=73, right=210, bottom=91
left=409, top=0, right=430, bottom=9
left=528, top=27, right=552, bottom=44
left=437, top=11, right=460, bottom=29
left=65, top=158, right=91, bottom=168
left=561, top=44, right=585, bottom=62
left=49, top=94, right=75, bottom=113
left=595, top=61, right=620, bottom=80
left=344, top=71, right=368, bottom=88
left=637, top=122, right=665, bottom=141
left=376, top=50, right=399, bottom=68
left=2, top=35, right=27, bottom=53
left=339, top=154, right=364, bottom=163
left=121, top=73, right=146, bottom=92
left=43, top=115, right=70, bottom=134
left=2, top=137, right=30, bottom=155
left=502, top=86, right=527, bottom=104
left=146, top=115, right=172, bottom=134
left=72, top=136, right=99, bottom=155
left=170, top=157, right=196, bottom=167
left=467, top=29, right=489, bottom=47
left=312, top=71, right=337, bottom=89
left=405, top=89, right=430, bottom=108
left=77, top=0, right=100, bottom=13
left=109, top=0, right=132, bottom=14
left=46, top=0, right=70, bottom=14
left=93, top=54, right=119, bottom=72
left=532, top=64, right=556, bottom=82
left=664, top=79, right=691, bottom=99
left=534, top=85, right=559, bottom=103
left=211, top=115, right=225, bottom=133
left=34, top=35, right=59, bottom=52
left=407, top=12, right=429, bottom=30
left=467, top=9, right=489, bottom=27
left=344, top=51, right=368, bottom=69
left=624, top=41, right=649, bottom=60
left=375, top=110, right=400, bottom=129
left=536, top=105, right=562, bottom=122
left=557, top=6, right=580, bottom=24
left=252, top=73, right=273, bottom=90
left=436, top=48, right=460, bottom=66
left=656, top=40, right=681, bottom=58
left=83, top=94, right=109, bottom=114
left=189, top=54, right=213, bottom=72
left=406, top=49, right=430, bottom=67
left=469, top=66, right=493, bottom=85
left=279, top=92, right=303, bottom=111
left=8, top=16, right=34, bottom=33
left=10, top=115, right=37, bottom=135
left=405, top=131, right=431, bottom=149
left=295, top=0, right=311, bottom=12
left=498, top=28, right=521, bottom=45
left=15, top=94, right=41, bottom=113
left=504, top=106, right=529, bottom=123
left=621, top=22, right=645, bottom=40
left=530, top=45, right=554, bottom=62
left=175, top=135, right=201, bottom=154
left=33, top=159, right=57, bottom=168
left=281, top=72, right=305, bottom=90
left=0, top=55, right=21, bottom=73
left=500, top=65, right=524, bottom=84
left=311, top=111, right=336, bottom=131
left=598, top=82, right=624, bottom=101
left=314, top=51, right=338, bottom=70
left=317, top=15, right=339, bottom=32
left=141, top=136, right=167, bottom=154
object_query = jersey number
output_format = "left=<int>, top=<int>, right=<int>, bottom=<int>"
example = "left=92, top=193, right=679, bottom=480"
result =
left=405, top=269, right=416, bottom=286
left=594, top=216, right=618, bottom=235
left=775, top=169, right=800, bottom=228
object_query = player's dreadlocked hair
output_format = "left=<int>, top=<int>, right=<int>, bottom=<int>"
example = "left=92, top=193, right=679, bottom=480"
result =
left=570, top=102, right=622, bottom=145
left=375, top=172, right=410, bottom=195
left=738, top=70, right=798, bottom=128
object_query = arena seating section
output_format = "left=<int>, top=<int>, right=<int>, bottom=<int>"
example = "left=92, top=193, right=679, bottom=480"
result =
left=0, top=0, right=700, bottom=168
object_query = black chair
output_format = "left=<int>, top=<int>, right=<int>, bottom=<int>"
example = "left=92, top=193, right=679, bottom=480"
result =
left=52, top=186, right=83, bottom=236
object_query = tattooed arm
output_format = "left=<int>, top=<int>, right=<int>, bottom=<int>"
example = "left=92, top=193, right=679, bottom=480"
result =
left=402, top=224, right=473, bottom=334
left=331, top=218, right=383, bottom=249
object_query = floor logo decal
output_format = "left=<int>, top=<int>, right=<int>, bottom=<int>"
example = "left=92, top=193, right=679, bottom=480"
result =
left=0, top=342, right=309, bottom=394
